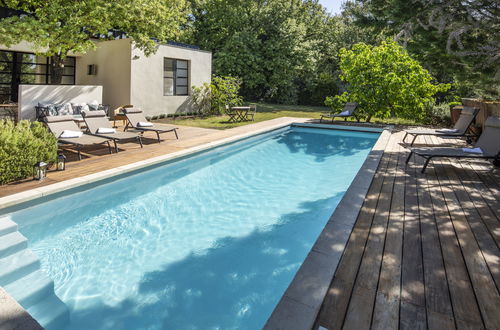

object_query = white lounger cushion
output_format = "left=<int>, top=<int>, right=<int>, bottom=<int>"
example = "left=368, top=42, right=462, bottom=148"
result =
left=137, top=121, right=154, bottom=127
left=60, top=130, right=83, bottom=138
left=462, top=147, right=483, bottom=154
left=97, top=127, right=116, bottom=134
left=436, top=128, right=459, bottom=133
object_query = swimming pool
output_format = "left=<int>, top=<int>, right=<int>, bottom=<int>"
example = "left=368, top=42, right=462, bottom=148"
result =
left=5, top=125, right=379, bottom=329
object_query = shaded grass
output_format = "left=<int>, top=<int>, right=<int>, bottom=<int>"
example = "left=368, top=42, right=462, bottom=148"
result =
left=154, top=102, right=421, bottom=130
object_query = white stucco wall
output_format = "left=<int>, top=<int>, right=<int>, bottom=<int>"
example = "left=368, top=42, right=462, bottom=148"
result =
left=130, top=43, right=212, bottom=116
left=75, top=39, right=131, bottom=112
left=0, top=41, right=40, bottom=53
left=18, top=85, right=102, bottom=120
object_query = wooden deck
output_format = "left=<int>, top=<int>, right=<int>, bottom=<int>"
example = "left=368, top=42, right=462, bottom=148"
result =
left=314, top=131, right=500, bottom=330
left=0, top=118, right=304, bottom=198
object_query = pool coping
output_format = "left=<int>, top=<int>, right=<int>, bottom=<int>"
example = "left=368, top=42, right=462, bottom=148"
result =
left=264, top=127, right=392, bottom=329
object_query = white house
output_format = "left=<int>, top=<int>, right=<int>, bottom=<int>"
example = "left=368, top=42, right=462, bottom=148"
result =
left=0, top=39, right=212, bottom=120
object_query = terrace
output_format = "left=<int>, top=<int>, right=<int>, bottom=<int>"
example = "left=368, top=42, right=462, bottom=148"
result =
left=1, top=117, right=498, bottom=329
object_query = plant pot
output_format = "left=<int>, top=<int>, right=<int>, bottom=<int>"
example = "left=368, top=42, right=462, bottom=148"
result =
left=450, top=105, right=463, bottom=125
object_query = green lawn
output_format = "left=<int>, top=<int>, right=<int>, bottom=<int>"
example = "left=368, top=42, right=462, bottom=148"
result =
left=154, top=103, right=420, bottom=129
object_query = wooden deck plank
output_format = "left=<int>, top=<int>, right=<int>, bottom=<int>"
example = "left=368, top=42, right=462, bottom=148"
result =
left=371, top=141, right=406, bottom=330
left=413, top=148, right=455, bottom=329
left=433, top=159, right=500, bottom=329
left=341, top=135, right=400, bottom=329
left=314, top=135, right=395, bottom=330
left=398, top=135, right=427, bottom=328
left=441, top=160, right=500, bottom=291
left=316, top=131, right=500, bottom=330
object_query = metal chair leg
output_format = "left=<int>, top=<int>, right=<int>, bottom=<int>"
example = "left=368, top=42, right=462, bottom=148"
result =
left=406, top=151, right=413, bottom=164
left=403, top=132, right=408, bottom=143
left=410, top=134, right=418, bottom=146
left=156, top=131, right=161, bottom=143
left=421, top=157, right=432, bottom=173
left=107, top=141, right=112, bottom=154
left=113, top=140, right=118, bottom=153
left=138, top=136, right=143, bottom=148
left=173, top=129, right=178, bottom=139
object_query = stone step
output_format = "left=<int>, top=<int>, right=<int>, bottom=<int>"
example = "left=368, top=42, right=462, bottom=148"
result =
left=0, top=249, right=40, bottom=286
left=4, top=270, right=55, bottom=309
left=28, top=294, right=70, bottom=330
left=0, top=217, right=18, bottom=236
left=0, top=231, right=28, bottom=258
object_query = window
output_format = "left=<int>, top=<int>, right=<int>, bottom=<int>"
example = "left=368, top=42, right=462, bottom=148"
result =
left=0, top=50, right=76, bottom=102
left=163, top=58, right=189, bottom=96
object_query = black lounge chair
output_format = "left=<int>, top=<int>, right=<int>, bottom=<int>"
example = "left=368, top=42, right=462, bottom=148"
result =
left=82, top=110, right=143, bottom=152
left=406, top=116, right=500, bottom=173
left=320, top=102, right=358, bottom=123
left=45, top=115, right=113, bottom=160
left=122, top=108, right=178, bottom=143
left=403, top=106, right=479, bottom=146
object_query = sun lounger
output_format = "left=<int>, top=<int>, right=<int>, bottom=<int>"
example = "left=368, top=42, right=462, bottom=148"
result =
left=122, top=108, right=178, bottom=143
left=403, top=106, right=479, bottom=146
left=82, top=110, right=143, bottom=152
left=406, top=116, right=500, bottom=173
left=45, top=115, right=113, bottom=160
left=320, top=102, right=358, bottom=123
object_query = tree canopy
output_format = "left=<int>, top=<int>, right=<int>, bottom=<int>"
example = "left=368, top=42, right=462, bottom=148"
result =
left=330, top=40, right=450, bottom=122
left=186, top=0, right=377, bottom=105
left=0, top=0, right=189, bottom=82
left=344, top=0, right=500, bottom=98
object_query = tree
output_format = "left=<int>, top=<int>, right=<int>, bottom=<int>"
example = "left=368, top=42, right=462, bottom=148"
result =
left=344, top=0, right=500, bottom=98
left=331, top=40, right=450, bottom=122
left=0, top=0, right=189, bottom=83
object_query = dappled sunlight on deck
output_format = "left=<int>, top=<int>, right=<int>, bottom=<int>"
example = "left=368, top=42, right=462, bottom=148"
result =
left=314, top=131, right=500, bottom=330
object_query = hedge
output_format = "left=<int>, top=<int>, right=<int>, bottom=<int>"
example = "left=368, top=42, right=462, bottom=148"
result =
left=0, top=120, right=57, bottom=184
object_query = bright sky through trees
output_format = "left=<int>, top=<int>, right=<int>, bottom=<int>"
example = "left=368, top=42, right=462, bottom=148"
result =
left=318, top=0, right=344, bottom=14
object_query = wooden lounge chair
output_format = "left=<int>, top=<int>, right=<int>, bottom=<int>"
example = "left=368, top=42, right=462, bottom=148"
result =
left=82, top=110, right=143, bottom=152
left=122, top=108, right=178, bottom=143
left=406, top=116, right=500, bottom=173
left=320, top=102, right=358, bottom=123
left=45, top=115, right=113, bottom=160
left=403, top=106, right=479, bottom=146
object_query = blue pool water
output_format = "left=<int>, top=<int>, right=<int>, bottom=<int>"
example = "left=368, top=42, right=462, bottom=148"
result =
left=10, top=126, right=378, bottom=329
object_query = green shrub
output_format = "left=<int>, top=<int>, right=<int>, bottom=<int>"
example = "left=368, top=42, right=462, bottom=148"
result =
left=0, top=120, right=57, bottom=184
left=324, top=91, right=349, bottom=113
left=423, top=102, right=452, bottom=126
left=330, top=40, right=450, bottom=122
left=192, top=75, right=243, bottom=116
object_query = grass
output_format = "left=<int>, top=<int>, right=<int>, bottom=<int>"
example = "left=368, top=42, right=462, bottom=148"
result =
left=154, top=102, right=422, bottom=130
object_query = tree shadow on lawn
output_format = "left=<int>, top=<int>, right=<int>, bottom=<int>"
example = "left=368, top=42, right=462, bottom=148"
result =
left=66, top=193, right=345, bottom=330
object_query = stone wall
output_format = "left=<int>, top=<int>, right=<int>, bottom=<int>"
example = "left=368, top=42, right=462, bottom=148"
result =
left=462, top=98, right=500, bottom=128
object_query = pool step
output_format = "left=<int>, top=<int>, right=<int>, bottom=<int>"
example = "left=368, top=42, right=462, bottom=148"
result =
left=4, top=270, right=54, bottom=308
left=28, top=294, right=69, bottom=330
left=0, top=249, right=40, bottom=286
left=0, top=231, right=28, bottom=258
left=0, top=217, right=18, bottom=236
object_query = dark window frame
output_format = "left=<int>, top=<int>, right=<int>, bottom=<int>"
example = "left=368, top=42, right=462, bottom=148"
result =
left=163, top=58, right=189, bottom=96
left=0, top=49, right=76, bottom=102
